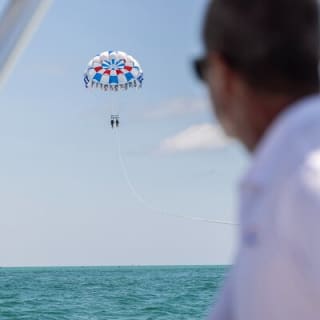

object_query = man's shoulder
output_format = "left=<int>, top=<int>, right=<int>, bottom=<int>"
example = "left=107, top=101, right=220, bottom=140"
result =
left=243, top=95, right=320, bottom=190
left=283, top=146, right=320, bottom=201
left=270, top=148, right=320, bottom=244
left=280, top=153, right=320, bottom=207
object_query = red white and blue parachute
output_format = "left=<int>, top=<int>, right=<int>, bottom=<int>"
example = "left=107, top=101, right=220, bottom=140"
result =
left=84, top=50, right=143, bottom=91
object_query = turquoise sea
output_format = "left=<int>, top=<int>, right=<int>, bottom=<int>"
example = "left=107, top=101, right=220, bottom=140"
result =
left=0, top=265, right=228, bottom=320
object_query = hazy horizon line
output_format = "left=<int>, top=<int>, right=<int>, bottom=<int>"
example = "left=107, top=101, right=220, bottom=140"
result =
left=0, top=264, right=231, bottom=269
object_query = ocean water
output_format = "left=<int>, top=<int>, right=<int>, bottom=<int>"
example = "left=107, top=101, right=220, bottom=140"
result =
left=0, top=265, right=228, bottom=320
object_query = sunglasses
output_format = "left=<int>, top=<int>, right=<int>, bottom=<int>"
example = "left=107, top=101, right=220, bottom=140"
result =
left=193, top=53, right=238, bottom=82
left=193, top=56, right=208, bottom=82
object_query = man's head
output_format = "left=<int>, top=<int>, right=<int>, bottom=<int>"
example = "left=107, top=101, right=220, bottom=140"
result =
left=197, top=0, right=320, bottom=151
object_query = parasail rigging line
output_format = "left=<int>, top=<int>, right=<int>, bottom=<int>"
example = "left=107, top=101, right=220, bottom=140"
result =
left=114, top=129, right=238, bottom=226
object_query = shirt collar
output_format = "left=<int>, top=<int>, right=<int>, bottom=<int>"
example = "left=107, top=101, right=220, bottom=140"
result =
left=241, top=94, right=320, bottom=191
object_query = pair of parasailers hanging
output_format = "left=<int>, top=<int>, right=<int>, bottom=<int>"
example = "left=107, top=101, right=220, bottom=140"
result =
left=110, top=115, right=119, bottom=129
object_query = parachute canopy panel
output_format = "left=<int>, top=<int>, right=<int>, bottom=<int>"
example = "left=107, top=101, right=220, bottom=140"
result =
left=84, top=50, right=144, bottom=91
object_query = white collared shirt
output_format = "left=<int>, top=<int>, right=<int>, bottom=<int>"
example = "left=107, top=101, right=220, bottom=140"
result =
left=208, top=94, right=320, bottom=320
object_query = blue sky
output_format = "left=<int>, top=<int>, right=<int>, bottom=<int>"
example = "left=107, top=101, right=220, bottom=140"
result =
left=0, top=0, right=248, bottom=267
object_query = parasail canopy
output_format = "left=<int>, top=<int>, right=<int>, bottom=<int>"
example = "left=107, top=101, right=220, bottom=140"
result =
left=84, top=50, right=143, bottom=91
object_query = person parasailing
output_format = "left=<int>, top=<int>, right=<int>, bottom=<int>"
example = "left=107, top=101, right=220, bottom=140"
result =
left=83, top=50, right=144, bottom=128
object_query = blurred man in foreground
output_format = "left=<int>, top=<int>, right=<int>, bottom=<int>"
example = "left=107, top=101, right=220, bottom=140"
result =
left=194, top=0, right=320, bottom=319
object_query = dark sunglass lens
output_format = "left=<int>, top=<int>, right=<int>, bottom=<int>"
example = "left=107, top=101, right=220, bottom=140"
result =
left=193, top=57, right=206, bottom=81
